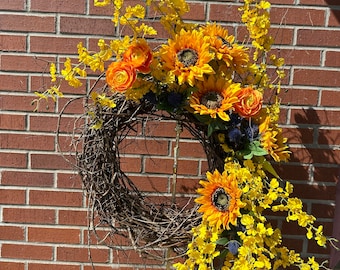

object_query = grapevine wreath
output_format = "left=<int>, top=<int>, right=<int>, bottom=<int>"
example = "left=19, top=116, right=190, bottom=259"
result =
left=34, top=0, right=338, bottom=269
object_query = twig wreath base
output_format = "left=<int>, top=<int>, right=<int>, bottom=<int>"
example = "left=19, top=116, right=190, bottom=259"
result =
left=76, top=92, right=227, bottom=260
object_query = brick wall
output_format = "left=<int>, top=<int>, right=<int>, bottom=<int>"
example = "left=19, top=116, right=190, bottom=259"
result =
left=0, top=0, right=339, bottom=269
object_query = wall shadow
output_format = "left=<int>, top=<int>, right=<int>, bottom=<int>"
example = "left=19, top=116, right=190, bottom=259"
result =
left=292, top=107, right=340, bottom=267
left=325, top=0, right=340, bottom=24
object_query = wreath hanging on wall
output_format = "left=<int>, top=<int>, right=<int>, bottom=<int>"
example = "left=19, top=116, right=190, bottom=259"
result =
left=34, top=0, right=338, bottom=269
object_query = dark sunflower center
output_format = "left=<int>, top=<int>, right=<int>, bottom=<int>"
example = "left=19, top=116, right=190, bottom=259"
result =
left=201, top=92, right=223, bottom=109
left=212, top=187, right=230, bottom=212
left=177, top=48, right=198, bottom=67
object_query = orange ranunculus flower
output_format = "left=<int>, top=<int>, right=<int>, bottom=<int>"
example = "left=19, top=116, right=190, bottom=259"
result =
left=123, top=39, right=153, bottom=74
left=234, top=87, right=263, bottom=118
left=106, top=61, right=136, bottom=92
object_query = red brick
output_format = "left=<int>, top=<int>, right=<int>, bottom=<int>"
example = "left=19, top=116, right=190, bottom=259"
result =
left=145, top=120, right=193, bottom=138
left=328, top=9, right=340, bottom=27
left=0, top=189, right=26, bottom=204
left=57, top=172, right=82, bottom=189
left=30, top=75, right=87, bottom=95
left=281, top=238, right=304, bottom=254
left=0, top=34, right=26, bottom=52
left=297, top=29, right=340, bottom=47
left=320, top=90, right=340, bottom=107
left=276, top=49, right=321, bottom=66
left=88, top=0, right=113, bottom=16
left=291, top=108, right=340, bottom=126
left=144, top=157, right=199, bottom=175
left=3, top=208, right=56, bottom=224
left=311, top=203, right=335, bottom=219
left=28, top=227, right=80, bottom=244
left=0, top=152, right=27, bottom=168
left=28, top=263, right=80, bottom=270
left=29, top=190, right=83, bottom=207
left=120, top=156, right=142, bottom=173
left=30, top=0, right=86, bottom=14
left=300, top=0, right=338, bottom=5
left=272, top=7, right=325, bottom=26
left=293, top=68, right=339, bottom=87
left=130, top=175, right=168, bottom=193
left=314, top=166, right=339, bottom=183
left=0, top=262, right=25, bottom=270
left=57, top=97, right=86, bottom=114
left=318, top=128, right=340, bottom=145
left=269, top=0, right=295, bottom=4
left=209, top=4, right=242, bottom=22
left=60, top=16, right=115, bottom=36
left=1, top=170, right=54, bottom=187
left=112, top=250, right=163, bottom=265
left=58, top=209, right=87, bottom=226
left=56, top=135, right=77, bottom=153
left=0, top=74, right=28, bottom=92
left=0, top=14, right=55, bottom=33
left=29, top=115, right=57, bottom=132
left=176, top=141, right=206, bottom=159
left=325, top=51, right=340, bottom=68
left=83, top=267, right=136, bottom=270
left=0, top=0, right=25, bottom=11
left=293, top=182, right=336, bottom=200
left=0, top=55, right=55, bottom=73
left=30, top=153, right=74, bottom=170
left=290, top=147, right=340, bottom=165
left=307, top=237, right=331, bottom=255
left=175, top=177, right=200, bottom=194
left=120, top=138, right=169, bottom=155
left=281, top=219, right=308, bottom=235
left=183, top=3, right=206, bottom=21
left=57, top=246, right=109, bottom=263
left=0, top=114, right=26, bottom=130
left=282, top=127, right=314, bottom=144
left=0, top=94, right=54, bottom=112
left=0, top=133, right=55, bottom=151
left=0, top=225, right=25, bottom=241
left=30, top=36, right=85, bottom=54
left=29, top=115, right=81, bottom=133
left=273, top=164, right=310, bottom=181
left=2, top=244, right=53, bottom=260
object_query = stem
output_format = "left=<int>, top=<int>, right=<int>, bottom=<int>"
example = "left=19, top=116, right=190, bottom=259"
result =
left=171, top=121, right=182, bottom=204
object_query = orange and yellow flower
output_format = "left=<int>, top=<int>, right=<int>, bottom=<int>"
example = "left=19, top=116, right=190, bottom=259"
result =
left=158, top=28, right=215, bottom=86
left=123, top=39, right=153, bottom=74
left=106, top=61, right=136, bottom=92
left=201, top=23, right=249, bottom=74
left=261, top=126, right=290, bottom=162
left=196, top=169, right=244, bottom=230
left=234, top=87, right=263, bottom=118
left=189, top=76, right=241, bottom=121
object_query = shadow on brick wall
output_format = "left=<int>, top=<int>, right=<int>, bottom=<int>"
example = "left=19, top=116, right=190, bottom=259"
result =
left=294, top=107, right=340, bottom=268
left=326, top=0, right=340, bottom=24
left=293, top=107, right=338, bottom=165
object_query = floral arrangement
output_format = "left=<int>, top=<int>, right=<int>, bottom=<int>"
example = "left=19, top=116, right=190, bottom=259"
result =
left=34, top=0, right=337, bottom=269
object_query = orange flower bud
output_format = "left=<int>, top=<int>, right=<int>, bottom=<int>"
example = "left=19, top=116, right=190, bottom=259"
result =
left=106, top=61, right=136, bottom=92
left=234, top=87, right=263, bottom=118
left=123, top=39, right=153, bottom=74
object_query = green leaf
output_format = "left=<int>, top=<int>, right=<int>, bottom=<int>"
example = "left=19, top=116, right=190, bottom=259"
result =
left=215, top=237, right=229, bottom=246
left=255, top=156, right=280, bottom=178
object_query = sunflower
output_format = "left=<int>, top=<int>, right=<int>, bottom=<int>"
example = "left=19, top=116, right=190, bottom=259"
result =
left=196, top=169, right=244, bottom=230
left=189, top=75, right=241, bottom=121
left=158, top=28, right=215, bottom=86
left=201, top=23, right=249, bottom=74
